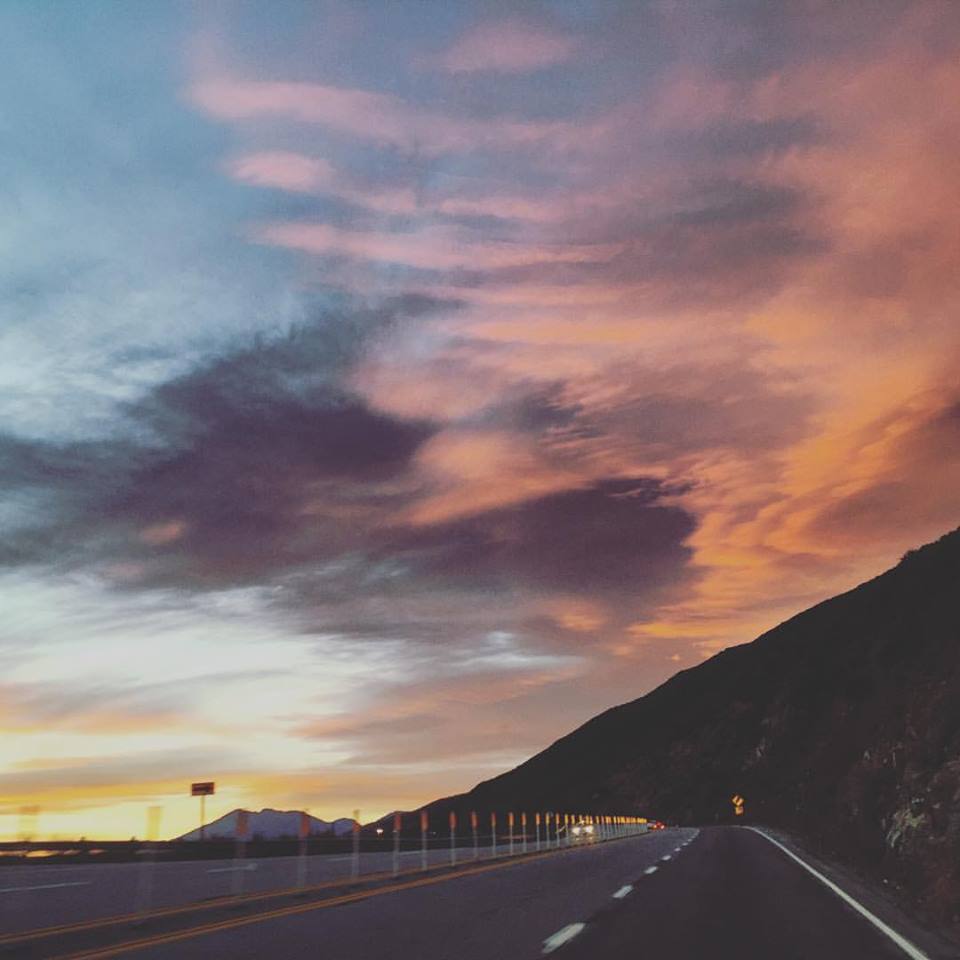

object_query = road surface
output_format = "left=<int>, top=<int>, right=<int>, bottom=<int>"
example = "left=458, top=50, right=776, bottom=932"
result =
left=0, top=840, right=531, bottom=935
left=16, top=827, right=950, bottom=959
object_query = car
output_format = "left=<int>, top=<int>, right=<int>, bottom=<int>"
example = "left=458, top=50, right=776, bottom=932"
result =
left=570, top=820, right=596, bottom=840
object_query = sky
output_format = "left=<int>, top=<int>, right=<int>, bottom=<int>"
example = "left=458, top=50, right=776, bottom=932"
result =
left=2, top=0, right=959, bottom=840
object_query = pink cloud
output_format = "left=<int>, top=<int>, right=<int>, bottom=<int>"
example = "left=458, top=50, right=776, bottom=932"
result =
left=228, top=151, right=334, bottom=193
left=191, top=78, right=590, bottom=157
left=228, top=151, right=418, bottom=213
left=256, top=222, right=620, bottom=271
left=433, top=19, right=576, bottom=74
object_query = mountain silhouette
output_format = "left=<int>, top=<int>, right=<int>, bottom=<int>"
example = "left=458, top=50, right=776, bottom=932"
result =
left=177, top=808, right=357, bottom=841
left=425, top=527, right=960, bottom=924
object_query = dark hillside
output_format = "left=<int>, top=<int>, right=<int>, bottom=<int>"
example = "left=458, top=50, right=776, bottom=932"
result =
left=427, top=528, right=960, bottom=924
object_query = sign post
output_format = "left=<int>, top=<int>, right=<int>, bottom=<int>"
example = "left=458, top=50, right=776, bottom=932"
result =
left=190, top=782, right=215, bottom=841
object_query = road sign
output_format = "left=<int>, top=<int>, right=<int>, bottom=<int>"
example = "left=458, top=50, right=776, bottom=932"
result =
left=191, top=783, right=214, bottom=841
left=731, top=794, right=745, bottom=816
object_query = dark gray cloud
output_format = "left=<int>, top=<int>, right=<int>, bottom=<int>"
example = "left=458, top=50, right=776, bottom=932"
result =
left=380, top=478, right=694, bottom=596
left=0, top=295, right=448, bottom=584
left=0, top=280, right=704, bottom=624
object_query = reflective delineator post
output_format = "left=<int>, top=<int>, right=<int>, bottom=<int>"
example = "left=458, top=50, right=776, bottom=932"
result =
left=471, top=810, right=479, bottom=860
left=490, top=812, right=497, bottom=859
left=232, top=810, right=249, bottom=896
left=297, top=810, right=309, bottom=888
left=449, top=810, right=457, bottom=866
left=392, top=812, right=402, bottom=877
left=508, top=811, right=514, bottom=856
left=135, top=805, right=162, bottom=913
left=535, top=812, right=541, bottom=852
left=420, top=809, right=428, bottom=871
left=564, top=813, right=570, bottom=846
left=521, top=812, right=527, bottom=854
left=351, top=810, right=361, bottom=879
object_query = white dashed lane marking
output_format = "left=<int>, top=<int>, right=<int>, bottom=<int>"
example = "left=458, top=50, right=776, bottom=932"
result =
left=0, top=881, right=91, bottom=894
left=543, top=923, right=586, bottom=954
left=612, top=884, right=633, bottom=899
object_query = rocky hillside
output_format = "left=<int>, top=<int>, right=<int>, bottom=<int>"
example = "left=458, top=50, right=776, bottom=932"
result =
left=430, top=528, right=960, bottom=924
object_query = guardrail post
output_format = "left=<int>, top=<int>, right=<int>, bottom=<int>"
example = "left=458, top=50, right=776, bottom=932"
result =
left=490, top=812, right=497, bottom=859
left=471, top=810, right=479, bottom=859
left=521, top=812, right=527, bottom=854
left=449, top=810, right=457, bottom=866
left=535, top=812, right=541, bottom=851
left=508, top=811, right=514, bottom=856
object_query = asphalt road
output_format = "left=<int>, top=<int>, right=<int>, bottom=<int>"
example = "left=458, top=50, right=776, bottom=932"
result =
left=0, top=835, right=587, bottom=935
left=65, top=826, right=945, bottom=960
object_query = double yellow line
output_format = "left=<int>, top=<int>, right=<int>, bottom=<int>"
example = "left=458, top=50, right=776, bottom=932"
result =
left=13, top=836, right=649, bottom=959
left=0, top=868, right=397, bottom=948
left=53, top=859, right=526, bottom=960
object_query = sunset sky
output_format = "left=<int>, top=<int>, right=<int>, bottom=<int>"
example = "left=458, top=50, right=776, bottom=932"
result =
left=2, top=0, right=959, bottom=840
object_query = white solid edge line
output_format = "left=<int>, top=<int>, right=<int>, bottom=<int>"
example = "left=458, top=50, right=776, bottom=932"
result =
left=0, top=881, right=91, bottom=894
left=746, top=828, right=930, bottom=960
left=612, top=884, right=633, bottom=899
left=643, top=865, right=658, bottom=875
left=543, top=922, right=586, bottom=954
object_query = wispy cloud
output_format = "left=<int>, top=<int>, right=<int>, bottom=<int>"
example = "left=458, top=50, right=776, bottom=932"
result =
left=3, top=0, right=959, bottom=835
left=428, top=18, right=576, bottom=74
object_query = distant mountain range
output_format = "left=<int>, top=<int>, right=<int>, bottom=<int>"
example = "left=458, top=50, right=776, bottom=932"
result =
left=422, top=527, right=960, bottom=925
left=177, top=808, right=357, bottom=841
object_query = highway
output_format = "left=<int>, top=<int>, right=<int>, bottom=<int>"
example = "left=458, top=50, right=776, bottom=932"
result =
left=0, top=842, right=509, bottom=935
left=5, top=826, right=951, bottom=960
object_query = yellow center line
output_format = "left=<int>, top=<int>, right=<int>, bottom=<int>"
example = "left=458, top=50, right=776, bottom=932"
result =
left=0, top=868, right=397, bottom=946
left=52, top=852, right=557, bottom=959
left=50, top=835, right=650, bottom=960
